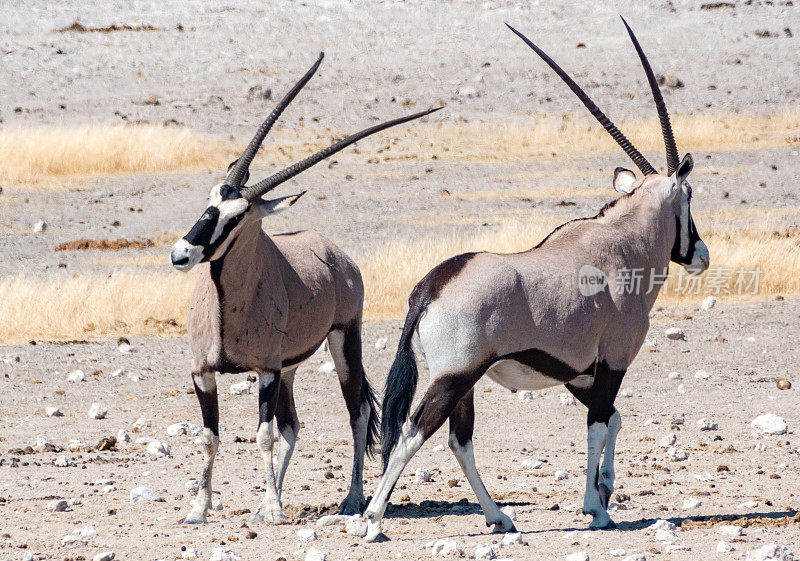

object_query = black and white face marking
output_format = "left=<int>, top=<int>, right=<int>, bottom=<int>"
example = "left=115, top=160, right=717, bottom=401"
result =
left=670, top=181, right=709, bottom=275
left=170, top=184, right=249, bottom=271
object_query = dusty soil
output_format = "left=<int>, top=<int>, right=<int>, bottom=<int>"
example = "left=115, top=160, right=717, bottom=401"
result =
left=1, top=1, right=799, bottom=560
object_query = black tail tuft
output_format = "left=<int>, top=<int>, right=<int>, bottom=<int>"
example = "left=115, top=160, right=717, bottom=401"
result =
left=380, top=313, right=421, bottom=471
left=360, top=370, right=380, bottom=458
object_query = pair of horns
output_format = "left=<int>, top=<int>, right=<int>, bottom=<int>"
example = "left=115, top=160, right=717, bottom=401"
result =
left=228, top=52, right=443, bottom=201
left=507, top=17, right=680, bottom=176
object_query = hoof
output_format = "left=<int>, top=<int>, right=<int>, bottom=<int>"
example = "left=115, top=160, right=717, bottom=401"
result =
left=249, top=510, right=288, bottom=525
left=365, top=531, right=389, bottom=543
left=488, top=514, right=516, bottom=534
left=598, top=482, right=612, bottom=510
left=589, top=515, right=616, bottom=530
left=338, top=497, right=367, bottom=516
left=183, top=512, right=207, bottom=525
left=364, top=516, right=387, bottom=543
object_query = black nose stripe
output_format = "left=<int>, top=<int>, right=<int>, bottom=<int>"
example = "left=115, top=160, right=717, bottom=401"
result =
left=184, top=206, right=220, bottom=247
left=220, top=184, right=243, bottom=201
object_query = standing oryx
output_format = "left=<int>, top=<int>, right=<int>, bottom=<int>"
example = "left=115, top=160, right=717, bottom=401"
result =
left=170, top=52, right=441, bottom=525
left=362, top=20, right=709, bottom=542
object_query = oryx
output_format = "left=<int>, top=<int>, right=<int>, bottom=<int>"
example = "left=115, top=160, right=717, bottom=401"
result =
left=170, top=52, right=441, bottom=525
left=362, top=20, right=709, bottom=542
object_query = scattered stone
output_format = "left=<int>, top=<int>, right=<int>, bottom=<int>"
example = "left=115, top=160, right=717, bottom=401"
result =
left=751, top=414, right=788, bottom=435
left=609, top=550, right=627, bottom=557
left=432, top=444, right=445, bottom=452
left=694, top=370, right=711, bottom=379
left=316, top=514, right=350, bottom=527
left=100, top=484, right=117, bottom=494
left=622, top=554, right=646, bottom=561
left=88, top=402, right=108, bottom=419
left=317, top=361, right=336, bottom=374
left=428, top=538, right=463, bottom=556
left=93, top=552, right=115, bottom=561
left=656, top=74, right=684, bottom=88
left=658, top=434, right=677, bottom=448
left=475, top=544, right=497, bottom=559
left=518, top=390, right=535, bottom=402
left=33, top=220, right=47, bottom=232
left=718, top=525, right=743, bottom=537
left=667, top=447, right=689, bottom=462
left=565, top=553, right=589, bottom=561
left=229, top=380, right=251, bottom=395
left=31, top=435, right=56, bottom=451
left=116, top=429, right=131, bottom=443
left=345, top=514, right=368, bottom=537
left=665, top=328, right=686, bottom=341
left=45, top=406, right=64, bottom=417
left=55, top=455, right=73, bottom=467
left=745, top=543, right=794, bottom=561
left=67, top=370, right=85, bottom=383
left=374, top=337, right=388, bottom=350
left=48, top=499, right=69, bottom=512
left=185, top=479, right=200, bottom=495
left=304, top=548, right=326, bottom=561
left=211, top=497, right=223, bottom=511
left=297, top=528, right=317, bottom=541
left=697, top=418, right=719, bottom=431
left=522, top=458, right=543, bottom=470
left=132, top=417, right=152, bottom=431
left=167, top=422, right=201, bottom=437
left=559, top=393, right=577, bottom=406
left=682, top=497, right=702, bottom=509
left=500, top=531, right=522, bottom=547
left=67, top=497, right=81, bottom=506
left=620, top=388, right=634, bottom=397
left=701, top=296, right=717, bottom=310
left=739, top=500, right=759, bottom=509
left=501, top=505, right=517, bottom=522
left=146, top=440, right=170, bottom=456
left=668, top=371, right=682, bottom=380
left=60, top=525, right=95, bottom=545
left=655, top=529, right=679, bottom=544
left=130, top=486, right=164, bottom=503
left=416, top=469, right=432, bottom=482
left=210, top=547, right=239, bottom=561
left=182, top=548, right=201, bottom=559
left=648, top=519, right=676, bottom=531
left=554, top=470, right=569, bottom=481
left=777, top=378, right=792, bottom=390
left=716, top=540, right=733, bottom=552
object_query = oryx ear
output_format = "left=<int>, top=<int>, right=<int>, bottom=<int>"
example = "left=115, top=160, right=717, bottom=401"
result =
left=254, top=191, right=306, bottom=217
left=613, top=167, right=636, bottom=194
left=674, top=153, right=693, bottom=186
left=225, top=159, right=249, bottom=185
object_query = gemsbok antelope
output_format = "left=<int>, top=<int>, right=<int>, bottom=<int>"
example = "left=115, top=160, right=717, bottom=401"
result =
left=170, top=53, right=441, bottom=525
left=362, top=20, right=709, bottom=542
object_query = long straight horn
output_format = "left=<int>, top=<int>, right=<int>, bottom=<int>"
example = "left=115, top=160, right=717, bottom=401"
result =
left=506, top=23, right=658, bottom=176
left=227, top=52, right=325, bottom=188
left=241, top=106, right=444, bottom=201
left=620, top=17, right=680, bottom=175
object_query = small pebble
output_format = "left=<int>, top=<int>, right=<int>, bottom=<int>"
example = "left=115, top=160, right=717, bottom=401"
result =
left=45, top=406, right=63, bottom=417
left=620, top=388, right=633, bottom=397
left=682, top=497, right=702, bottom=509
left=304, top=548, right=326, bottom=561
left=67, top=370, right=85, bottom=383
left=415, top=469, right=431, bottom=482
left=474, top=544, right=497, bottom=559
left=88, top=402, right=108, bottom=420
left=297, top=528, right=317, bottom=541
left=777, top=378, right=791, bottom=390
left=518, top=390, right=535, bottom=402
left=130, top=486, right=164, bottom=503
left=54, top=455, right=73, bottom=467
left=345, top=515, right=368, bottom=537
left=33, top=220, right=47, bottom=232
left=665, top=327, right=686, bottom=341
left=48, top=499, right=69, bottom=512
left=697, top=418, right=718, bottom=431
left=554, top=470, right=569, bottom=480
left=146, top=440, right=170, bottom=457
left=700, top=296, right=717, bottom=310
left=565, top=552, right=589, bottom=561
left=667, top=371, right=682, bottom=380
left=694, top=370, right=710, bottom=379
left=717, top=540, right=733, bottom=553
left=229, top=380, right=251, bottom=395
left=751, top=414, right=788, bottom=435
left=93, top=552, right=115, bottom=561
left=374, top=337, right=388, bottom=350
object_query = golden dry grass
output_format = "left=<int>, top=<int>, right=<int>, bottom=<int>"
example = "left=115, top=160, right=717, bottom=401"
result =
left=1, top=208, right=797, bottom=343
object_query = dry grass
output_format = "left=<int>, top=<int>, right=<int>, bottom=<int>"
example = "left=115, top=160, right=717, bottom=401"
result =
left=0, top=125, right=237, bottom=187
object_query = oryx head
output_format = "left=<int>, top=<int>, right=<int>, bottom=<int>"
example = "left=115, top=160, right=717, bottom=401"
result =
left=508, top=18, right=709, bottom=275
left=171, top=53, right=442, bottom=271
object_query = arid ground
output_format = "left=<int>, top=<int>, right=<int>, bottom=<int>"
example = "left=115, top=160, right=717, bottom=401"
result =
left=1, top=1, right=799, bottom=560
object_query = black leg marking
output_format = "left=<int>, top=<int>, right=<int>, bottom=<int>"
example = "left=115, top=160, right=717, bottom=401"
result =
left=566, top=361, right=625, bottom=425
left=259, top=371, right=281, bottom=425
left=412, top=369, right=485, bottom=441
left=448, top=388, right=475, bottom=448
left=193, top=376, right=219, bottom=436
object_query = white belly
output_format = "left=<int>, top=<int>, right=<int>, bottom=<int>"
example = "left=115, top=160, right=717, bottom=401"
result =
left=485, top=359, right=567, bottom=391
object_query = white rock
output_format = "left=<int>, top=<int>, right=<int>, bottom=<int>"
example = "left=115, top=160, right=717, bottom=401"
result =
left=181, top=548, right=201, bottom=559
left=694, top=370, right=710, bottom=379
left=697, top=418, right=718, bottom=431
left=67, top=370, right=85, bottom=383
left=518, top=390, right=535, bottom=402
left=23, top=552, right=33, bottom=561
left=167, top=422, right=201, bottom=437
left=55, top=455, right=73, bottom=467
left=429, top=538, right=463, bottom=556
left=415, top=469, right=432, bottom=482
left=475, top=544, right=497, bottom=559
left=375, top=337, right=388, bottom=350
left=667, top=447, right=689, bottom=462
left=111, top=369, right=125, bottom=377
left=751, top=414, right=788, bottom=435
left=565, top=553, right=589, bottom=561
left=500, top=532, right=522, bottom=547
left=655, top=529, right=679, bottom=544
left=677, top=383, right=686, bottom=394
left=211, top=497, right=223, bottom=511
left=738, top=500, right=759, bottom=509
left=745, top=543, right=794, bottom=561
left=345, top=514, right=368, bottom=537
left=500, top=506, right=517, bottom=522
left=32, top=436, right=55, bottom=451
left=229, top=380, right=251, bottom=395
left=185, top=479, right=200, bottom=495
left=45, top=406, right=64, bottom=417
left=117, top=429, right=131, bottom=443
left=210, top=547, right=239, bottom=561
left=317, top=361, right=336, bottom=374
left=717, top=524, right=743, bottom=537
left=668, top=371, right=682, bottom=380
left=93, top=552, right=115, bottom=561
left=562, top=503, right=581, bottom=512
left=717, top=541, right=733, bottom=553
left=88, top=402, right=108, bottom=419
left=94, top=478, right=114, bottom=486
left=658, top=434, right=677, bottom=448
left=132, top=417, right=152, bottom=431
left=48, top=499, right=69, bottom=512
left=554, top=470, right=569, bottom=480
left=67, top=497, right=82, bottom=506
left=701, top=296, right=717, bottom=310
left=432, top=444, right=445, bottom=452
left=316, top=514, right=350, bottom=527
left=665, top=545, right=691, bottom=552
left=130, top=486, right=163, bottom=503
left=146, top=440, right=170, bottom=457
left=648, top=519, right=676, bottom=531
left=304, top=548, right=326, bottom=561
left=559, top=393, right=577, bottom=406
left=682, top=497, right=702, bottom=509
left=522, top=458, right=543, bottom=470
left=665, top=327, right=686, bottom=341
left=75, top=526, right=96, bottom=538
left=620, top=388, right=634, bottom=397
left=609, top=550, right=627, bottom=557
left=117, top=341, right=132, bottom=354
left=33, top=220, right=47, bottom=232
left=622, top=554, right=646, bottom=561
left=100, top=484, right=117, bottom=494
left=297, top=528, right=317, bottom=541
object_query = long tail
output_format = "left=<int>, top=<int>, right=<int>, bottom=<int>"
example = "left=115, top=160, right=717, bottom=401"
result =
left=380, top=303, right=424, bottom=470
left=360, top=367, right=380, bottom=458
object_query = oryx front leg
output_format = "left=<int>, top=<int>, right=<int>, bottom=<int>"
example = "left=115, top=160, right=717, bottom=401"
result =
left=185, top=370, right=219, bottom=524
left=274, top=369, right=299, bottom=499
left=448, top=389, right=515, bottom=534
left=250, top=370, right=287, bottom=525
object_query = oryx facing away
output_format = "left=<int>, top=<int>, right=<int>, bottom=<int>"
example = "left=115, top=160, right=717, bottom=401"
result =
left=362, top=21, right=709, bottom=541
left=170, top=53, right=440, bottom=525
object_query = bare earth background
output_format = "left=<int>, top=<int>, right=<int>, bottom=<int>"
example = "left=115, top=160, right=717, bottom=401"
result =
left=1, top=1, right=799, bottom=560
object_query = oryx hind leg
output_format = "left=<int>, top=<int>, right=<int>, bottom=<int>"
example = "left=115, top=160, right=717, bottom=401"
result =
left=274, top=368, right=299, bottom=499
left=567, top=362, right=624, bottom=530
left=184, top=370, right=219, bottom=525
left=251, top=370, right=288, bottom=525
left=327, top=322, right=377, bottom=515
left=448, top=389, right=515, bottom=533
